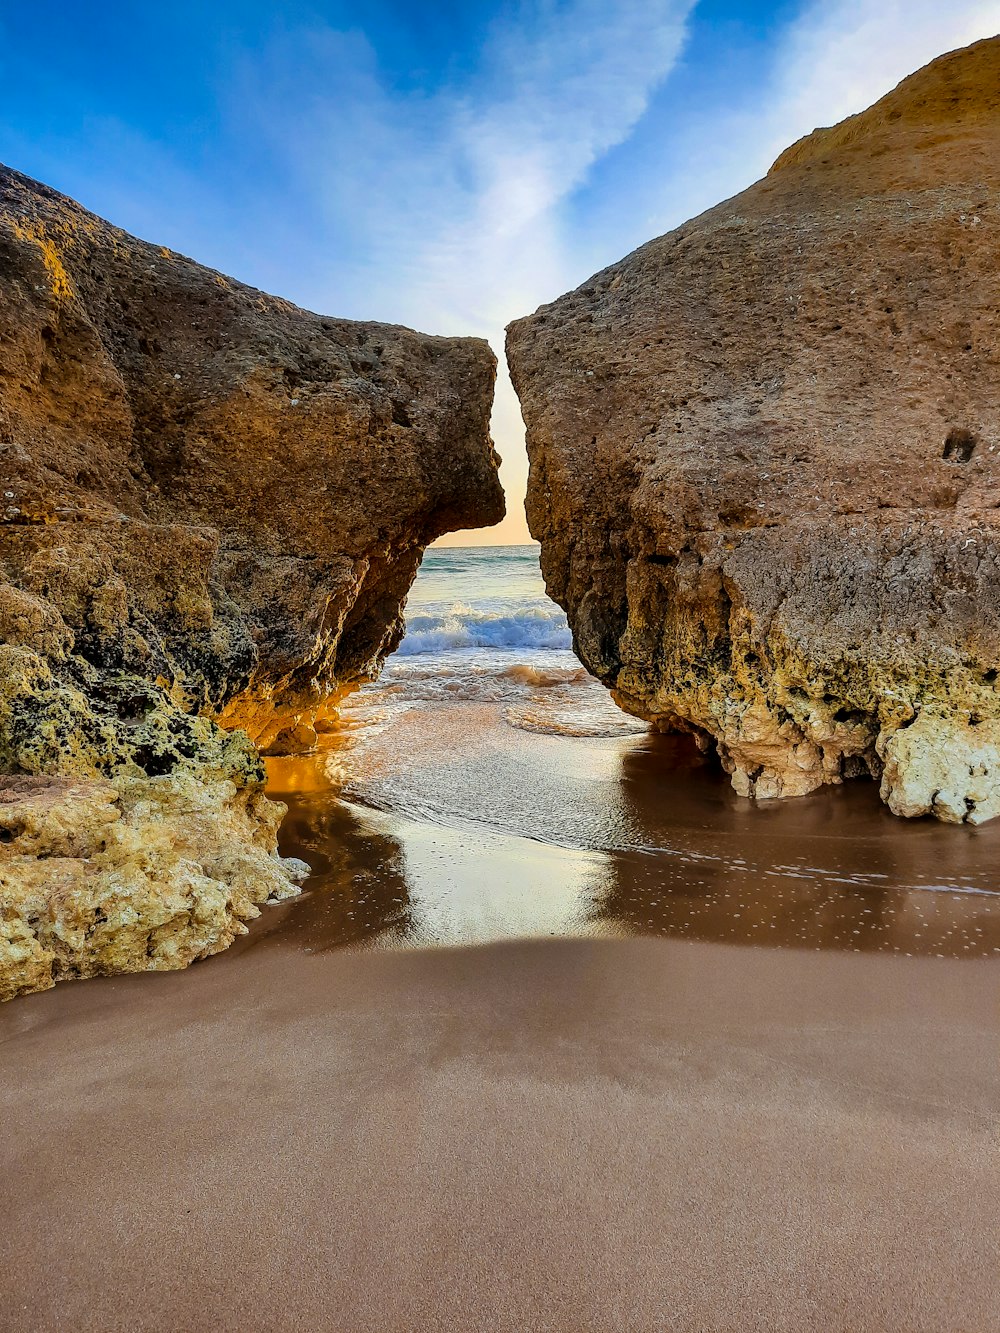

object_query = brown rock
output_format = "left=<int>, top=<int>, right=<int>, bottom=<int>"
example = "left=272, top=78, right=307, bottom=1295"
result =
left=0, top=165, right=502, bottom=997
left=0, top=163, right=503, bottom=749
left=507, top=37, right=1000, bottom=822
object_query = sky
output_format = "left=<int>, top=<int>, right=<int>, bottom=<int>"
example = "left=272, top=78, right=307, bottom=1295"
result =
left=1, top=2, right=998, bottom=545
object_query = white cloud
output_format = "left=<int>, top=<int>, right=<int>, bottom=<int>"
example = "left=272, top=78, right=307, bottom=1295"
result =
left=776, top=0, right=1000, bottom=140
left=232, top=1, right=694, bottom=330
left=224, top=1, right=696, bottom=543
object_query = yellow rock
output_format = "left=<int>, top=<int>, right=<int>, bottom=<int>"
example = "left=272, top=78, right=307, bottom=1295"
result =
left=0, top=773, right=307, bottom=1003
left=507, top=37, right=1000, bottom=821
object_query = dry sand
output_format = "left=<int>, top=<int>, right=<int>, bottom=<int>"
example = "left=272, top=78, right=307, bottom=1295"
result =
left=2, top=931, right=998, bottom=1332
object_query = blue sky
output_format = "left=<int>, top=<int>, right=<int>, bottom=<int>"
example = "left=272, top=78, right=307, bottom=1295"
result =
left=2, top=1, right=998, bottom=544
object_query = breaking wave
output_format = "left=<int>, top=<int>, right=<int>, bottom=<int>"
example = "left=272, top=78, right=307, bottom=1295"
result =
left=398, top=602, right=572, bottom=655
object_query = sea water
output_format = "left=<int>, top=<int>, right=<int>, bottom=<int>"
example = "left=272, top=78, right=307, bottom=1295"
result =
left=353, top=545, right=646, bottom=738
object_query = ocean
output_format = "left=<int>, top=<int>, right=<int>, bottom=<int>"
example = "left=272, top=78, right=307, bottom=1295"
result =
left=351, top=544, right=645, bottom=738
left=264, top=545, right=1000, bottom=959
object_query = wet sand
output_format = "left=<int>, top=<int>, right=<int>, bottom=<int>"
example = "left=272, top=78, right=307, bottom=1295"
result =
left=265, top=716, right=1000, bottom=959
left=3, top=713, right=1000, bottom=1331
left=2, top=933, right=999, bottom=1332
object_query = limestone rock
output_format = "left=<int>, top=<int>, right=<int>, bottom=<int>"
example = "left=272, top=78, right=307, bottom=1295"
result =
left=879, top=715, right=1000, bottom=825
left=507, top=37, right=1000, bottom=822
left=0, top=165, right=501, bottom=997
left=0, top=772, right=308, bottom=1003
left=0, top=163, right=502, bottom=750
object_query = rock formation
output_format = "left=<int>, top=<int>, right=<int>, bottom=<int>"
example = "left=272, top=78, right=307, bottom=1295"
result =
left=0, top=769, right=306, bottom=1003
left=507, top=36, right=1000, bottom=824
left=0, top=165, right=502, bottom=999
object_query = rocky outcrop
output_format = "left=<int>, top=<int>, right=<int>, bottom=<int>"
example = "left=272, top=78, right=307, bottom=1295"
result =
left=507, top=37, right=1000, bottom=823
left=0, top=165, right=502, bottom=997
left=0, top=769, right=308, bottom=1004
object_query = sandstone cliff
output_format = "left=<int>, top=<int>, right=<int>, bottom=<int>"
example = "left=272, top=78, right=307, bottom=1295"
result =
left=0, top=165, right=502, bottom=999
left=507, top=37, right=1000, bottom=824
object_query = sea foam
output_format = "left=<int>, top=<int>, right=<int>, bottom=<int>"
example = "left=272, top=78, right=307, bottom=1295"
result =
left=398, top=601, right=572, bottom=655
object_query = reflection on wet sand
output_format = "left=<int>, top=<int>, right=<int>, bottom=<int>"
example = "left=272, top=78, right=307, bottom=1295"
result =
left=590, top=734, right=1000, bottom=957
left=264, top=716, right=1000, bottom=960
left=232, top=793, right=416, bottom=955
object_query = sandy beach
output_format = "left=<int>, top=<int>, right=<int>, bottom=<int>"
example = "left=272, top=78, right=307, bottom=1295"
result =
left=3, top=929, right=998, bottom=1332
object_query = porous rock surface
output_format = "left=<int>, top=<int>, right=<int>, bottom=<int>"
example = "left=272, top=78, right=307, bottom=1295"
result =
left=0, top=165, right=502, bottom=998
left=507, top=37, right=1000, bottom=823
left=0, top=770, right=307, bottom=1004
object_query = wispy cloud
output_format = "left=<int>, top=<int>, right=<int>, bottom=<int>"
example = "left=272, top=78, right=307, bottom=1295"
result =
left=436, top=0, right=696, bottom=325
left=627, top=0, right=1000, bottom=247
left=775, top=0, right=1000, bottom=142
left=231, top=1, right=695, bottom=331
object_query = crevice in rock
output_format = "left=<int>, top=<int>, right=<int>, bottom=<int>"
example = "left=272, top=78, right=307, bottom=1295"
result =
left=942, top=427, right=977, bottom=462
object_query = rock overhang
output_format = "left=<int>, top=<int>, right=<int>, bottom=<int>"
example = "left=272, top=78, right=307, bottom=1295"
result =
left=0, top=162, right=503, bottom=998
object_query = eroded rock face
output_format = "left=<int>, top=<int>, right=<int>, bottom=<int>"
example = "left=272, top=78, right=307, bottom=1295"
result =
left=0, top=771, right=309, bottom=1004
left=507, top=37, right=1000, bottom=822
left=1, top=163, right=502, bottom=749
left=0, top=165, right=502, bottom=997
